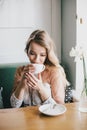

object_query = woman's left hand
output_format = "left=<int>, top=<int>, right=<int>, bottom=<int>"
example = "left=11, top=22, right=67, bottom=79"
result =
left=24, top=72, right=43, bottom=91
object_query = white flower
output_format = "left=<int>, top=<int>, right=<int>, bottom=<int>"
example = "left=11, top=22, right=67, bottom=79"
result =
left=69, top=45, right=87, bottom=62
left=70, top=45, right=87, bottom=96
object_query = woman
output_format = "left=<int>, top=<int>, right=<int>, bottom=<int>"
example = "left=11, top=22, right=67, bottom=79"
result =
left=10, top=30, right=69, bottom=108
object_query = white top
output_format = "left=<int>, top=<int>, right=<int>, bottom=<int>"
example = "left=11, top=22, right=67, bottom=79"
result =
left=10, top=83, right=56, bottom=108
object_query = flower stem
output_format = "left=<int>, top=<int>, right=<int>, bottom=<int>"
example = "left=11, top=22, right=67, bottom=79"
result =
left=83, top=57, right=87, bottom=96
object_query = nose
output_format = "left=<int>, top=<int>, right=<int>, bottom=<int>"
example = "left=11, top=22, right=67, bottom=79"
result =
left=34, top=55, right=40, bottom=63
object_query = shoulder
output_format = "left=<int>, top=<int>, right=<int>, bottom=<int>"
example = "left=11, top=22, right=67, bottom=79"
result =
left=46, top=65, right=64, bottom=76
left=43, top=65, right=61, bottom=81
left=46, top=65, right=69, bottom=84
left=47, top=65, right=69, bottom=87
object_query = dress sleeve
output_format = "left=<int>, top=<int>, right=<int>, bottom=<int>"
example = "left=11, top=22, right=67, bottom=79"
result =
left=10, top=93, right=23, bottom=108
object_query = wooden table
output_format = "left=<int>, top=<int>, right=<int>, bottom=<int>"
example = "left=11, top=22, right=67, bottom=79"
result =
left=0, top=103, right=87, bottom=130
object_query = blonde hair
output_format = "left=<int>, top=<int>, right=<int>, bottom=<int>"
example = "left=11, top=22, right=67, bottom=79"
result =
left=25, top=29, right=59, bottom=67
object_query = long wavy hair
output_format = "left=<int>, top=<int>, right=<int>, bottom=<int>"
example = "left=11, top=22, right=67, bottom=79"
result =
left=25, top=29, right=59, bottom=67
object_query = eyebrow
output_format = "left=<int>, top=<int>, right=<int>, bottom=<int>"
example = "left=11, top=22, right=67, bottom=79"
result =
left=29, top=49, right=46, bottom=54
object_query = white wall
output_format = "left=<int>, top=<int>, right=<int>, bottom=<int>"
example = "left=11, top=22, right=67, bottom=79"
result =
left=0, top=0, right=61, bottom=64
left=76, top=0, right=87, bottom=93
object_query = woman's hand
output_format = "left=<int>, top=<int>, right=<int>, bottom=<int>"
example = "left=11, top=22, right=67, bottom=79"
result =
left=24, top=72, right=42, bottom=91
left=20, top=64, right=36, bottom=89
left=24, top=72, right=50, bottom=101
left=21, top=64, right=37, bottom=89
left=24, top=64, right=35, bottom=73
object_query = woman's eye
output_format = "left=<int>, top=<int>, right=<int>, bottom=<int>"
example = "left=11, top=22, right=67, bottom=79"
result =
left=40, top=54, right=46, bottom=57
left=29, top=51, right=35, bottom=55
left=29, top=51, right=46, bottom=57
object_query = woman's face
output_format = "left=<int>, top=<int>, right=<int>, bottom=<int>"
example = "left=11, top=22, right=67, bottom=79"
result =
left=28, top=42, right=47, bottom=64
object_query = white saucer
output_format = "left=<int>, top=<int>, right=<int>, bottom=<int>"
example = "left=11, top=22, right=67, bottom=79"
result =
left=39, top=103, right=67, bottom=116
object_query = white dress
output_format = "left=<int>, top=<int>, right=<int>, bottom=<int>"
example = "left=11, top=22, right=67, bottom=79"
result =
left=10, top=83, right=56, bottom=108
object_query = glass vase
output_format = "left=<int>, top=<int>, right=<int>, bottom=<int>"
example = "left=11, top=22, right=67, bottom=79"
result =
left=79, top=87, right=87, bottom=112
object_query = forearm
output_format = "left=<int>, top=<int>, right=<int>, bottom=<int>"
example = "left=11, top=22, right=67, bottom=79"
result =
left=10, top=82, right=26, bottom=108
left=14, top=84, right=25, bottom=100
left=52, top=87, right=65, bottom=104
left=38, top=87, right=50, bottom=102
left=42, top=93, right=65, bottom=105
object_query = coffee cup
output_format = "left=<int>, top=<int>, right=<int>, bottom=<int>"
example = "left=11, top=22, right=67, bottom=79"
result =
left=32, top=63, right=45, bottom=74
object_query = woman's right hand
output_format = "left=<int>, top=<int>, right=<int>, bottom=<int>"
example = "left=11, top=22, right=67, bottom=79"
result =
left=23, top=64, right=35, bottom=73
left=20, top=64, right=36, bottom=89
left=13, top=64, right=36, bottom=100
